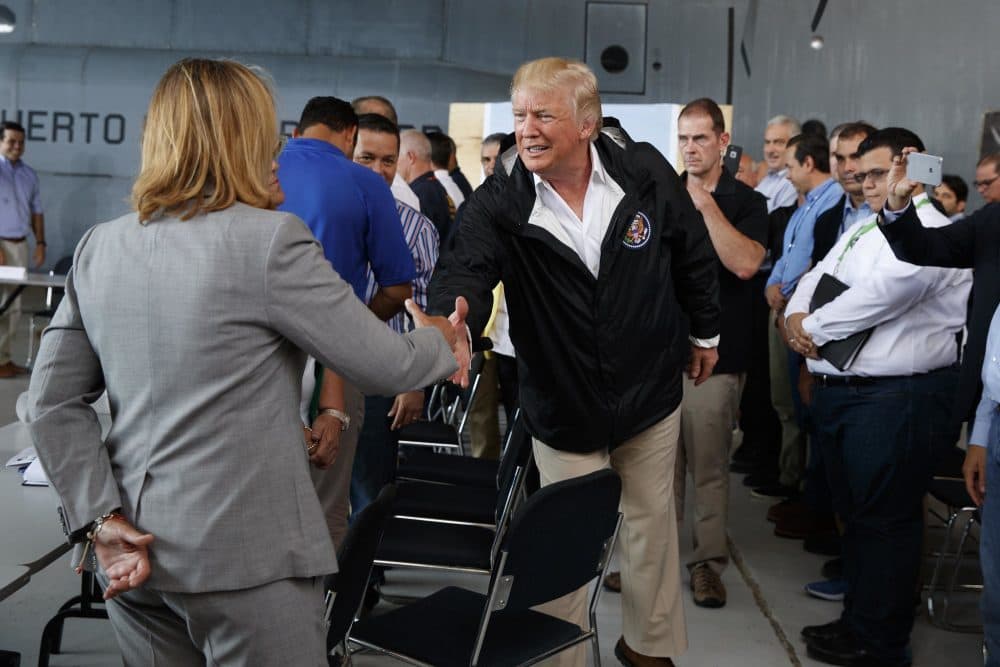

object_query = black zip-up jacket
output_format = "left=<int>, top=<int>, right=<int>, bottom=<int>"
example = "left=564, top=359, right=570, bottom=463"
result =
left=428, top=124, right=720, bottom=453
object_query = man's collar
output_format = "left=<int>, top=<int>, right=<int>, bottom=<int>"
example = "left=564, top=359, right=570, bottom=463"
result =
left=844, top=195, right=870, bottom=214
left=532, top=142, right=607, bottom=193
left=805, top=177, right=837, bottom=202
left=766, top=167, right=788, bottom=178
left=288, top=137, right=344, bottom=158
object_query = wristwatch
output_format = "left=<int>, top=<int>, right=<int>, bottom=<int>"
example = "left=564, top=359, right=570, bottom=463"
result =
left=318, top=408, right=350, bottom=431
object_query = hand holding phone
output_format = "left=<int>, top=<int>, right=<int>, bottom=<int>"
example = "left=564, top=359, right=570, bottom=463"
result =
left=905, top=152, right=943, bottom=186
left=723, top=145, right=743, bottom=175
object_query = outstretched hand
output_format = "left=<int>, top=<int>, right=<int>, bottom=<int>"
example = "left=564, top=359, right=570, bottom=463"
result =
left=447, top=297, right=471, bottom=388
left=406, top=296, right=471, bottom=388
left=885, top=147, right=921, bottom=212
left=93, top=517, right=154, bottom=600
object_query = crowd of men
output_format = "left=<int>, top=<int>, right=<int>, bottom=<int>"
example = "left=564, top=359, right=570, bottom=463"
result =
left=8, top=54, right=998, bottom=666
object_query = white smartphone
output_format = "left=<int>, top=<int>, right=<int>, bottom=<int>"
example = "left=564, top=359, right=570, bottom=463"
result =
left=906, top=152, right=943, bottom=186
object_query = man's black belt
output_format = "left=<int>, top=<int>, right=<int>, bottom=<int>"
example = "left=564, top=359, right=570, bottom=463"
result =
left=811, top=374, right=878, bottom=387
left=812, top=366, right=955, bottom=388
left=0, top=237, right=25, bottom=243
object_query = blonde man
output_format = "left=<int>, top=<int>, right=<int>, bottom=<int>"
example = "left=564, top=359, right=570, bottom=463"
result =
left=427, top=57, right=720, bottom=666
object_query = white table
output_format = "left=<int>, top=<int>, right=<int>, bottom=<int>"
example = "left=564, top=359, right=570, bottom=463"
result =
left=0, top=411, right=110, bottom=601
left=0, top=272, right=65, bottom=316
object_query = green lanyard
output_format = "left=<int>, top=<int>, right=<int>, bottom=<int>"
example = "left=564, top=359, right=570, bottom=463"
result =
left=835, top=219, right=879, bottom=266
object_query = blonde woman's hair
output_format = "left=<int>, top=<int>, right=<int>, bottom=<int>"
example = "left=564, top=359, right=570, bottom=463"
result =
left=131, top=58, right=278, bottom=222
left=510, top=57, right=603, bottom=141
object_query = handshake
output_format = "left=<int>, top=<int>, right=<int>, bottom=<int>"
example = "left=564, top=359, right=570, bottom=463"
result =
left=405, top=295, right=472, bottom=389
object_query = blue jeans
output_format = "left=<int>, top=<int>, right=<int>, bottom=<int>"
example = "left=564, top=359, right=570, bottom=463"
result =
left=984, top=415, right=1000, bottom=666
left=811, top=368, right=958, bottom=665
left=349, top=394, right=398, bottom=522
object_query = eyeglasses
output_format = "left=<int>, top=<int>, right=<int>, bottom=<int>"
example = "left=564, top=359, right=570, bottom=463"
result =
left=974, top=175, right=999, bottom=189
left=852, top=168, right=888, bottom=184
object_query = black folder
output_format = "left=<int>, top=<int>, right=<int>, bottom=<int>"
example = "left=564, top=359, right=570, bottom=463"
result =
left=808, top=273, right=874, bottom=371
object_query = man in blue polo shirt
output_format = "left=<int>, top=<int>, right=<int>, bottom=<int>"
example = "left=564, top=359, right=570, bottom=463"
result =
left=278, top=96, right=415, bottom=549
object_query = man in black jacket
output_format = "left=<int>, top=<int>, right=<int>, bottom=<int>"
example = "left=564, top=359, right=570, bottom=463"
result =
left=428, top=57, right=720, bottom=667
left=880, top=149, right=1000, bottom=521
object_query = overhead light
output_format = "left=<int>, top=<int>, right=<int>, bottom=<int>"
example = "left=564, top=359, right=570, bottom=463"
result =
left=0, top=6, right=16, bottom=34
left=810, top=34, right=825, bottom=50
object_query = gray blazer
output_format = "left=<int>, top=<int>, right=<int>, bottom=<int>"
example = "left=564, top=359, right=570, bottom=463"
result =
left=26, top=203, right=456, bottom=593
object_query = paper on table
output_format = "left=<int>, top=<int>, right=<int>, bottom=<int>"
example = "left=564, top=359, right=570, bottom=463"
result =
left=0, top=265, right=27, bottom=281
left=5, top=446, right=35, bottom=468
left=22, top=458, right=49, bottom=486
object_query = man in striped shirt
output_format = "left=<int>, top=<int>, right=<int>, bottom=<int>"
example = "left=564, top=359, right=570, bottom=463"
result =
left=352, top=112, right=440, bottom=527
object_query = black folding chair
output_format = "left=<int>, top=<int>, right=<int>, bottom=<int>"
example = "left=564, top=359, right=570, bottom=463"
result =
left=324, top=484, right=397, bottom=665
left=391, top=411, right=530, bottom=527
left=925, top=474, right=982, bottom=632
left=397, top=354, right=487, bottom=456
left=350, top=468, right=623, bottom=667
left=375, top=415, right=532, bottom=573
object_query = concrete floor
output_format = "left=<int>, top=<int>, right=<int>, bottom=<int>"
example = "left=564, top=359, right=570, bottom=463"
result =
left=0, top=295, right=985, bottom=665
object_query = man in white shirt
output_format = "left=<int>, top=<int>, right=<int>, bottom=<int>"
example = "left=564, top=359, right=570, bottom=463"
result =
left=428, top=131, right=466, bottom=209
left=784, top=128, right=971, bottom=667
left=755, top=115, right=801, bottom=213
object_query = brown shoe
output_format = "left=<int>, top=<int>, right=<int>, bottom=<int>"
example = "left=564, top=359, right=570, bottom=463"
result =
left=766, top=498, right=810, bottom=523
left=603, top=570, right=622, bottom=593
left=614, top=636, right=675, bottom=666
left=690, top=563, right=726, bottom=608
left=0, top=361, right=25, bottom=377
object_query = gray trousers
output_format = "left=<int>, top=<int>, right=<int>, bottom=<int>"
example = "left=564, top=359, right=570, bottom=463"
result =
left=101, top=575, right=327, bottom=666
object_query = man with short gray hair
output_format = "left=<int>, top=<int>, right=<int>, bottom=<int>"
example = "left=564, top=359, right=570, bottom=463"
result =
left=756, top=115, right=801, bottom=213
left=398, top=129, right=454, bottom=239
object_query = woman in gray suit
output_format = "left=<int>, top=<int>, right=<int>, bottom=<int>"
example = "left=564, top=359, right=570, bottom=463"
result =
left=25, top=58, right=461, bottom=665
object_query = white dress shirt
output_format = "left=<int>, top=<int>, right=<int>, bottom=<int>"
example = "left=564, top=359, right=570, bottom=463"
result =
left=786, top=193, right=972, bottom=377
left=529, top=143, right=719, bottom=348
left=434, top=169, right=466, bottom=209
left=392, top=172, right=421, bottom=212
left=755, top=168, right=798, bottom=213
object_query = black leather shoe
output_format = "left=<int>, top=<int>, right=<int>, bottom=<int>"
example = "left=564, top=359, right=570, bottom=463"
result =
left=806, top=632, right=911, bottom=666
left=743, top=472, right=779, bottom=487
left=821, top=557, right=844, bottom=580
left=801, top=618, right=847, bottom=643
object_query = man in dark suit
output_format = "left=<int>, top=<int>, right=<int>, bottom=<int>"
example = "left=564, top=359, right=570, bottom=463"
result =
left=879, top=150, right=1000, bottom=492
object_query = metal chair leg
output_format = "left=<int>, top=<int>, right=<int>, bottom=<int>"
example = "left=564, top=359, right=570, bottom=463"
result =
left=590, top=612, right=602, bottom=667
left=927, top=509, right=960, bottom=623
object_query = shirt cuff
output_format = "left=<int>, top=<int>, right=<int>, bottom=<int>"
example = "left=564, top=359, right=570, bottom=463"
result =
left=970, top=416, right=992, bottom=448
left=689, top=335, right=720, bottom=349
left=880, top=201, right=912, bottom=224
left=800, top=314, right=831, bottom=347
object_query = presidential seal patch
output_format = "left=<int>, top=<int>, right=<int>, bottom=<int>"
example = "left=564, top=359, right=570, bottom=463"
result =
left=622, top=211, right=652, bottom=249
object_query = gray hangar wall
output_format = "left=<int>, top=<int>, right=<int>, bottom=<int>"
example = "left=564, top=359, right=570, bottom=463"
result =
left=0, top=0, right=996, bottom=267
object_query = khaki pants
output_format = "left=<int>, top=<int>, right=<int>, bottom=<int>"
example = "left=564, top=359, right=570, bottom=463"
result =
left=0, top=239, right=28, bottom=364
left=674, top=372, right=744, bottom=575
left=310, top=382, right=365, bottom=549
left=768, top=311, right=804, bottom=488
left=532, top=408, right=686, bottom=663
left=468, top=353, right=502, bottom=459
